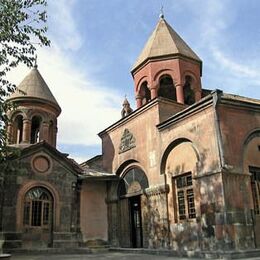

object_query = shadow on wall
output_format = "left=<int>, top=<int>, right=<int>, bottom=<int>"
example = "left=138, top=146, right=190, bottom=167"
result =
left=158, top=141, right=254, bottom=251
left=102, top=134, right=115, bottom=173
left=142, top=193, right=169, bottom=249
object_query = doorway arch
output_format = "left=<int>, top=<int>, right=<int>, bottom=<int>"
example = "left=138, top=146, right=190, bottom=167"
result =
left=22, top=186, right=54, bottom=248
left=118, top=166, right=148, bottom=248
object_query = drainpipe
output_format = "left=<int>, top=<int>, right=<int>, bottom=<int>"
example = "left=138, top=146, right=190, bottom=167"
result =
left=212, top=89, right=225, bottom=168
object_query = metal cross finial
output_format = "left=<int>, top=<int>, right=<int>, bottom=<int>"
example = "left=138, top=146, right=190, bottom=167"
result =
left=160, top=4, right=164, bottom=19
left=34, top=54, right=38, bottom=69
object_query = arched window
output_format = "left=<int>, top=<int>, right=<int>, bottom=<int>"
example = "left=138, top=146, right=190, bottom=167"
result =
left=31, top=116, right=42, bottom=144
left=23, top=187, right=53, bottom=227
left=183, top=75, right=195, bottom=105
left=140, top=81, right=151, bottom=105
left=118, top=167, right=149, bottom=197
left=158, top=75, right=176, bottom=101
left=14, top=115, right=23, bottom=144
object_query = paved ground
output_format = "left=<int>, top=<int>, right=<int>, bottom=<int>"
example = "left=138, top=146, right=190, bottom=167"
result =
left=8, top=252, right=202, bottom=260
left=8, top=252, right=260, bottom=260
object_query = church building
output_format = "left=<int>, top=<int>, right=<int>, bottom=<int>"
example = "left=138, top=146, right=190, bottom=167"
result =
left=1, top=14, right=260, bottom=256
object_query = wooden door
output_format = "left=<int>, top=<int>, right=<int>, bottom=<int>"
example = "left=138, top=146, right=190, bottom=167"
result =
left=119, top=198, right=131, bottom=247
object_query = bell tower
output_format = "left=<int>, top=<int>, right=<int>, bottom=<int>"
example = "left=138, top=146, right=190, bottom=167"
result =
left=131, top=14, right=202, bottom=109
left=6, top=65, right=61, bottom=147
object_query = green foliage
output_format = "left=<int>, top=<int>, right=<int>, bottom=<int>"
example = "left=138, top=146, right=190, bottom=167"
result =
left=0, top=0, right=50, bottom=179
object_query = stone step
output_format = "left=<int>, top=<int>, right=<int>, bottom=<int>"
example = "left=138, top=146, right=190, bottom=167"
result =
left=52, top=240, right=79, bottom=248
left=52, top=232, right=78, bottom=240
left=6, top=247, right=92, bottom=255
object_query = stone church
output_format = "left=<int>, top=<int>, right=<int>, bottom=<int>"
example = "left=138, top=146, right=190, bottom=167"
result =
left=1, top=14, right=260, bottom=255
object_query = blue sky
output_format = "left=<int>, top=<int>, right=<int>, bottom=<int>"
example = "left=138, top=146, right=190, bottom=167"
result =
left=9, top=0, right=260, bottom=163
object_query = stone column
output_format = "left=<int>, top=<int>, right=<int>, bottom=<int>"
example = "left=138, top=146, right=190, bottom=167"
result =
left=136, top=94, right=142, bottom=108
left=22, top=119, right=31, bottom=144
left=40, top=122, right=50, bottom=142
left=150, top=86, right=157, bottom=99
left=106, top=199, right=119, bottom=247
left=195, top=89, right=202, bottom=102
left=6, top=122, right=13, bottom=144
left=53, top=126, right=58, bottom=147
left=176, top=84, right=184, bottom=104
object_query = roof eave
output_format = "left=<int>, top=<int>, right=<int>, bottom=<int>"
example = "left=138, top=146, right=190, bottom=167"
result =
left=7, top=96, right=62, bottom=116
left=131, top=54, right=202, bottom=76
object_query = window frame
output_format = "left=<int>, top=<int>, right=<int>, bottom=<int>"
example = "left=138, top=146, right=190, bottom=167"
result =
left=249, top=166, right=260, bottom=216
left=172, top=172, right=196, bottom=222
left=23, top=187, right=53, bottom=228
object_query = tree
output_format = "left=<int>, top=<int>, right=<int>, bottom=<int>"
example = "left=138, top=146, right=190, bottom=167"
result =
left=0, top=0, right=50, bottom=154
left=0, top=0, right=50, bottom=242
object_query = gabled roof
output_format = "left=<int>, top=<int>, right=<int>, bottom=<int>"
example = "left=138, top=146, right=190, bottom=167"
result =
left=8, top=66, right=61, bottom=112
left=132, top=17, right=202, bottom=73
left=18, top=141, right=83, bottom=175
left=15, top=142, right=117, bottom=181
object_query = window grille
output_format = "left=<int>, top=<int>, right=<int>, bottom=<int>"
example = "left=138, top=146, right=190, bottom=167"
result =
left=173, top=172, right=196, bottom=221
left=249, top=167, right=260, bottom=215
left=23, top=187, right=52, bottom=227
left=118, top=168, right=148, bottom=197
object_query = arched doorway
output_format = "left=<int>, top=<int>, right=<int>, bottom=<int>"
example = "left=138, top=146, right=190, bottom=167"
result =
left=118, top=167, right=148, bottom=248
left=22, top=187, right=53, bottom=248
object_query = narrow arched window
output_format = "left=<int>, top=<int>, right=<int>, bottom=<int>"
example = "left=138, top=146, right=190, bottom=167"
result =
left=183, top=76, right=195, bottom=105
left=31, top=116, right=42, bottom=144
left=140, top=81, right=151, bottom=105
left=158, top=75, right=176, bottom=101
left=23, top=187, right=53, bottom=227
left=14, top=115, right=23, bottom=144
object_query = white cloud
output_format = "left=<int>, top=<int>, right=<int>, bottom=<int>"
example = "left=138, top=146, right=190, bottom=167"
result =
left=48, top=0, right=82, bottom=51
left=211, top=46, right=260, bottom=82
left=6, top=0, right=123, bottom=157
left=38, top=47, right=122, bottom=146
left=186, top=0, right=260, bottom=89
left=8, top=45, right=122, bottom=146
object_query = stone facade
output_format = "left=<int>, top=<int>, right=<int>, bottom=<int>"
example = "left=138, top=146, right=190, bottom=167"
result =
left=1, top=14, right=260, bottom=256
left=1, top=143, right=80, bottom=249
left=101, top=91, right=260, bottom=252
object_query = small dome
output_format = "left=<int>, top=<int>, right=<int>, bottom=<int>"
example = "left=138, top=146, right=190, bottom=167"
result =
left=123, top=97, right=130, bottom=105
left=132, top=17, right=202, bottom=73
left=8, top=67, right=61, bottom=113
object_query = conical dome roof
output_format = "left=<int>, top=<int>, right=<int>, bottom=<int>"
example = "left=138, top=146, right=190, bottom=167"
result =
left=8, top=66, right=61, bottom=113
left=132, top=17, right=202, bottom=73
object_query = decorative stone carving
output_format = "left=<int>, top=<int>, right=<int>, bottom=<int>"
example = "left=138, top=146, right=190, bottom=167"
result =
left=144, top=184, right=169, bottom=196
left=119, top=129, right=136, bottom=153
left=127, top=181, right=142, bottom=194
left=31, top=154, right=52, bottom=174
